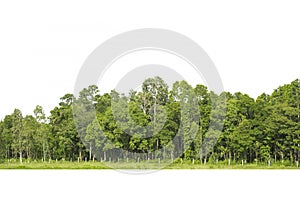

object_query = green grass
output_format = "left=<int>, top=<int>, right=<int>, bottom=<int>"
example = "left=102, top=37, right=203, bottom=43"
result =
left=0, top=160, right=299, bottom=169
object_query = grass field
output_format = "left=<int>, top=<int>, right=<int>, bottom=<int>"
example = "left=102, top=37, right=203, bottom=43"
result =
left=0, top=160, right=299, bottom=169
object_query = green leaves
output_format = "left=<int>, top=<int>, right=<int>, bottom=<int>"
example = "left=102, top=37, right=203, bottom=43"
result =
left=0, top=78, right=299, bottom=165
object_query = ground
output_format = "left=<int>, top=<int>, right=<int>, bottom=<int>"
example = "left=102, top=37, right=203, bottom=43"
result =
left=0, top=160, right=299, bottom=169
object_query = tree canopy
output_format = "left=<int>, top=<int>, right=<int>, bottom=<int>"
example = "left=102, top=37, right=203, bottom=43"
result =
left=0, top=77, right=299, bottom=166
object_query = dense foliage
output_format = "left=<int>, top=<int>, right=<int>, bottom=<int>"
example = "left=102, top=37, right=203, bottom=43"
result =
left=0, top=77, right=299, bottom=166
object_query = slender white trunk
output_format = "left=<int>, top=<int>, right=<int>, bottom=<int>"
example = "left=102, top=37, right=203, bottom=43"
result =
left=19, top=152, right=23, bottom=164
left=89, top=144, right=92, bottom=160
left=43, top=143, right=46, bottom=162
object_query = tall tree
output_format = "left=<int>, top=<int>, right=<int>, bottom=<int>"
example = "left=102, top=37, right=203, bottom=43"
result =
left=34, top=105, right=49, bottom=161
left=11, top=109, right=24, bottom=163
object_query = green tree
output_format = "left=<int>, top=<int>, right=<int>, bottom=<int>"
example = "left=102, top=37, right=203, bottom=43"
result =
left=34, top=105, right=50, bottom=161
left=11, top=109, right=24, bottom=163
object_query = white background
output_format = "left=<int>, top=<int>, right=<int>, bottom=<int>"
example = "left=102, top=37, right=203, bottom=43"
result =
left=0, top=0, right=300, bottom=199
left=1, top=0, right=300, bottom=119
left=0, top=170, right=299, bottom=200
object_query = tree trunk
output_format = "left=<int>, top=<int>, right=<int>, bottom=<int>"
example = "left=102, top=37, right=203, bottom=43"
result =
left=43, top=143, right=46, bottom=162
left=19, top=151, right=23, bottom=164
left=255, top=150, right=258, bottom=161
left=26, top=147, right=29, bottom=160
left=233, top=152, right=236, bottom=162
left=89, top=144, right=92, bottom=160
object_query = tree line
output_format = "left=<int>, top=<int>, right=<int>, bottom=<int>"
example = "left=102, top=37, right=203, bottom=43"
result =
left=0, top=77, right=299, bottom=165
